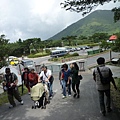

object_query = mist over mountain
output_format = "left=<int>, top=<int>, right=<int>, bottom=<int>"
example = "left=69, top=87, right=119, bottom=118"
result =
left=48, top=10, right=120, bottom=40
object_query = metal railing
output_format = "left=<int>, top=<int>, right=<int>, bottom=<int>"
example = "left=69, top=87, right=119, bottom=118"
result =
left=35, top=59, right=86, bottom=73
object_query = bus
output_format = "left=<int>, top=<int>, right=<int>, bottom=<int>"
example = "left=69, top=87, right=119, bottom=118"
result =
left=50, top=49, right=68, bottom=58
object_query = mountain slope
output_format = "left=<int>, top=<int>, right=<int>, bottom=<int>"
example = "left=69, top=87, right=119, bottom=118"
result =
left=49, top=10, right=120, bottom=40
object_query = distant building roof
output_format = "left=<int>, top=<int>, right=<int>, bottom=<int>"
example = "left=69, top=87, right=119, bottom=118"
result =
left=109, top=35, right=117, bottom=41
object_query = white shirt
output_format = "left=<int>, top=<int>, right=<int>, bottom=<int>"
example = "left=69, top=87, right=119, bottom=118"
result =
left=39, top=69, right=52, bottom=81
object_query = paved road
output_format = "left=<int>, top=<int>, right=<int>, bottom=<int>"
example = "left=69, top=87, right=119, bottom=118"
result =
left=87, top=51, right=120, bottom=68
left=0, top=68, right=120, bottom=120
left=0, top=51, right=120, bottom=120
left=28, top=46, right=100, bottom=65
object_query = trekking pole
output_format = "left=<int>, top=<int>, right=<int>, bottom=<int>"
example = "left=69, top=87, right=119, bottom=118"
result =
left=18, top=63, right=24, bottom=94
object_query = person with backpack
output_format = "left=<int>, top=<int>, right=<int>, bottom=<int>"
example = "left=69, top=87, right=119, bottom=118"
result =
left=93, top=57, right=117, bottom=116
left=22, top=67, right=30, bottom=95
left=28, top=68, right=38, bottom=88
left=70, top=62, right=80, bottom=98
left=3, top=68, right=24, bottom=108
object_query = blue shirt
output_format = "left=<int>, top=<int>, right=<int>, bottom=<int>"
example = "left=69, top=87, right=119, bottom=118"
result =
left=63, top=69, right=71, bottom=81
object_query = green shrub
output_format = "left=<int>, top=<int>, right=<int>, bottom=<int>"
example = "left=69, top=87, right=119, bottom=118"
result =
left=115, top=78, right=120, bottom=91
left=31, top=49, right=36, bottom=54
left=0, top=92, right=8, bottom=106
left=63, top=53, right=79, bottom=58
left=111, top=78, right=120, bottom=110
left=71, top=52, right=79, bottom=57
left=64, top=54, right=71, bottom=58
left=45, top=49, right=51, bottom=54
left=52, top=58, right=58, bottom=61
left=28, top=53, right=49, bottom=58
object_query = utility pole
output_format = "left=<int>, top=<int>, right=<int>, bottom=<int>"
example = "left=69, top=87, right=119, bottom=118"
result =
left=110, top=49, right=112, bottom=61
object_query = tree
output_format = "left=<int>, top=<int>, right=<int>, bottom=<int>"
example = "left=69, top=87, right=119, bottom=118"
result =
left=61, top=0, right=120, bottom=22
left=100, top=40, right=110, bottom=50
left=62, top=35, right=77, bottom=46
left=89, top=33, right=109, bottom=43
left=111, top=32, right=120, bottom=51
left=0, top=34, right=9, bottom=68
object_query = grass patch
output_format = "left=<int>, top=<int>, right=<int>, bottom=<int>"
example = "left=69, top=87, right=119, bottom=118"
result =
left=111, top=78, right=120, bottom=111
left=0, top=92, right=9, bottom=106
left=28, top=52, right=49, bottom=58
left=106, top=62, right=120, bottom=67
left=0, top=85, right=28, bottom=106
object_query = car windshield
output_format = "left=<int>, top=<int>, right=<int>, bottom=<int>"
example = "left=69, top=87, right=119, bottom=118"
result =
left=25, top=61, right=33, bottom=66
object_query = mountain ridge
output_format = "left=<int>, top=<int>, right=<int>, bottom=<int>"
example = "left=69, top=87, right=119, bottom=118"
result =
left=48, top=10, right=120, bottom=40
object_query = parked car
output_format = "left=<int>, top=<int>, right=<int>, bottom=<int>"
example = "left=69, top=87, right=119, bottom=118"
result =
left=79, top=46, right=86, bottom=50
left=66, top=48, right=72, bottom=52
left=84, top=46, right=90, bottom=49
left=75, top=47, right=81, bottom=51
left=111, top=58, right=120, bottom=64
left=20, top=59, right=35, bottom=69
left=71, top=48, right=76, bottom=52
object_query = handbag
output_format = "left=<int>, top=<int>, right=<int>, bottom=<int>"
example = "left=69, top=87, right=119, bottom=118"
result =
left=97, top=67, right=110, bottom=85
left=44, top=72, right=54, bottom=84
left=78, top=74, right=83, bottom=80
left=49, top=75, right=54, bottom=83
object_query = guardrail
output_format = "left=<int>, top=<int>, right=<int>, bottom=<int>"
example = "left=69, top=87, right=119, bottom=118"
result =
left=35, top=59, right=86, bottom=73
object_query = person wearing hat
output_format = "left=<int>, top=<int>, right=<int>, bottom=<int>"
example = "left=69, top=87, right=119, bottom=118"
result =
left=28, top=68, right=38, bottom=88
left=3, top=68, right=24, bottom=108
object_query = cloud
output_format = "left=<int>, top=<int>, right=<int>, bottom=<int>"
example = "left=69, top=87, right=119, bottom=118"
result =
left=0, top=0, right=119, bottom=42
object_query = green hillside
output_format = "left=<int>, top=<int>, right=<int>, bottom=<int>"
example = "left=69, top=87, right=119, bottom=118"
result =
left=49, top=10, right=120, bottom=40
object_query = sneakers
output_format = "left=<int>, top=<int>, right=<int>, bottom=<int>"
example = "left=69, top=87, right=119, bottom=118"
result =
left=9, top=101, right=23, bottom=108
left=107, top=108, right=112, bottom=113
left=100, top=111, right=106, bottom=116
left=77, top=94, right=80, bottom=98
left=62, top=95, right=66, bottom=99
left=46, top=100, right=50, bottom=104
left=102, top=112, right=106, bottom=116
left=73, top=93, right=77, bottom=98
left=28, top=92, right=31, bottom=95
left=20, top=100, right=24, bottom=105
left=49, top=96, right=53, bottom=99
left=9, top=104, right=16, bottom=108
left=68, top=94, right=71, bottom=97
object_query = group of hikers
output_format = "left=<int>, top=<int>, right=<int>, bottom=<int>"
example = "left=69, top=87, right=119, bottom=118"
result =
left=2, top=57, right=118, bottom=117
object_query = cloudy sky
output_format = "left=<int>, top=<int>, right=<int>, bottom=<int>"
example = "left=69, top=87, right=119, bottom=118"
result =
left=0, top=0, right=119, bottom=42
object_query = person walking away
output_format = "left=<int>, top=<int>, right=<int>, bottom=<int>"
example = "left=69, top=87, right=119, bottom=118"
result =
left=70, top=62, right=80, bottom=98
left=3, top=68, right=24, bottom=108
left=22, top=67, right=30, bottom=95
left=28, top=68, right=38, bottom=88
left=93, top=57, right=117, bottom=116
left=39, top=66, right=53, bottom=100
left=60, top=64, right=71, bottom=98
